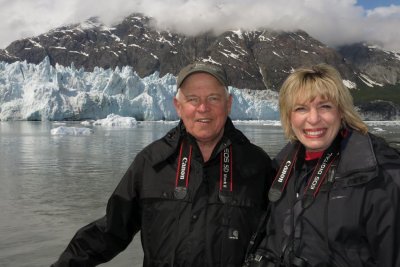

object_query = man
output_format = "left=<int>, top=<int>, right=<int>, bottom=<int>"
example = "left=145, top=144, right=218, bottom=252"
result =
left=52, top=62, right=272, bottom=266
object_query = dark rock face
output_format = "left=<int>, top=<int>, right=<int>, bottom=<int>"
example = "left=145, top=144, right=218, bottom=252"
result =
left=358, top=100, right=400, bottom=121
left=1, top=14, right=357, bottom=91
left=0, top=47, right=20, bottom=62
left=339, top=43, right=400, bottom=85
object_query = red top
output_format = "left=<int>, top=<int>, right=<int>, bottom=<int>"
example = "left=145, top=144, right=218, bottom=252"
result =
left=305, top=150, right=324, bottom=161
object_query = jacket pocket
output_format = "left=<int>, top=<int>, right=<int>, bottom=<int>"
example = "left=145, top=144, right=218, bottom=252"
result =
left=207, top=197, right=264, bottom=265
left=141, top=198, right=183, bottom=261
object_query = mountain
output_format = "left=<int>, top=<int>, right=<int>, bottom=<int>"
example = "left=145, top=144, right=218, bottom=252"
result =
left=0, top=14, right=358, bottom=90
left=339, top=43, right=400, bottom=86
left=338, top=43, right=400, bottom=120
left=0, top=13, right=399, bottom=120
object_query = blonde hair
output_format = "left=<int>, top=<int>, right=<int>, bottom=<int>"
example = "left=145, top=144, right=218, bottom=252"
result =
left=279, top=63, right=368, bottom=141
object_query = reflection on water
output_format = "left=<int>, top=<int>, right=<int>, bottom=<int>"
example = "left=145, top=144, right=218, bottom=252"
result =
left=0, top=120, right=398, bottom=267
left=0, top=121, right=177, bottom=267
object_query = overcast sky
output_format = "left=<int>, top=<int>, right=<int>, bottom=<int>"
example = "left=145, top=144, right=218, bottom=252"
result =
left=1, top=0, right=399, bottom=52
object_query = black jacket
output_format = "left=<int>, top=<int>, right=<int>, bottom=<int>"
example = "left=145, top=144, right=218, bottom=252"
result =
left=52, top=118, right=272, bottom=267
left=251, top=130, right=400, bottom=267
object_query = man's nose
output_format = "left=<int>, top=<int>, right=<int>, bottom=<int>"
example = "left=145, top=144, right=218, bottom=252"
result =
left=197, top=99, right=210, bottom=112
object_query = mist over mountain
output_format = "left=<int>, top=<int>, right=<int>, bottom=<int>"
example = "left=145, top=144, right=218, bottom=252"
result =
left=0, top=13, right=399, bottom=120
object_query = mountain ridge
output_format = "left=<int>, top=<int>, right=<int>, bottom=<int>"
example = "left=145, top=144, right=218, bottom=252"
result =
left=0, top=14, right=365, bottom=89
left=0, top=13, right=399, bottom=118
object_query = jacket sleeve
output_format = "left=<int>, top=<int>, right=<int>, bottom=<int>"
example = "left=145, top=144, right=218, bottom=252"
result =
left=51, top=155, right=144, bottom=267
left=364, top=143, right=400, bottom=267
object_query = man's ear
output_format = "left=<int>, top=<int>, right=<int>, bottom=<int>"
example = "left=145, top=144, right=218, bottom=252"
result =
left=227, top=94, right=233, bottom=114
left=173, top=97, right=181, bottom=117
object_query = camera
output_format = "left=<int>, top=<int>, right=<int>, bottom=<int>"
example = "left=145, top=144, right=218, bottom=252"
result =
left=243, top=253, right=277, bottom=267
left=243, top=252, right=307, bottom=267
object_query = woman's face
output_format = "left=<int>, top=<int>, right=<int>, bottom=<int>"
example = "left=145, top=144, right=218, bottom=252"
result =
left=290, top=95, right=342, bottom=152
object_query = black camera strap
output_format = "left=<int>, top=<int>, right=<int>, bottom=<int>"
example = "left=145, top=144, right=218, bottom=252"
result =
left=174, top=140, right=233, bottom=201
left=268, top=142, right=303, bottom=202
left=243, top=204, right=272, bottom=265
left=174, top=140, right=193, bottom=199
left=302, top=137, right=341, bottom=208
left=219, top=146, right=233, bottom=203
left=268, top=135, right=341, bottom=206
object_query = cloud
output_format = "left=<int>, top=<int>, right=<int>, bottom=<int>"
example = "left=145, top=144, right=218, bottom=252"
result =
left=0, top=0, right=399, bottom=53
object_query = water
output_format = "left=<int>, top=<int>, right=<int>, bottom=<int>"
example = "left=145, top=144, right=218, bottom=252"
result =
left=0, top=120, right=399, bottom=267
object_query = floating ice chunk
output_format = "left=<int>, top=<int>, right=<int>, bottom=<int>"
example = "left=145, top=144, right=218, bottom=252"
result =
left=233, top=120, right=281, bottom=126
left=81, top=120, right=94, bottom=126
left=93, top=113, right=137, bottom=127
left=372, top=127, right=385, bottom=132
left=366, top=121, right=400, bottom=126
left=53, top=122, right=67, bottom=126
left=51, top=126, right=93, bottom=135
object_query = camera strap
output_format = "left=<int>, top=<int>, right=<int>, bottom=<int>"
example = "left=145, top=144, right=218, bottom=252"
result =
left=268, top=135, right=341, bottom=206
left=243, top=204, right=272, bottom=265
left=174, top=140, right=233, bottom=201
left=302, top=138, right=340, bottom=208
left=174, top=140, right=193, bottom=199
left=268, top=142, right=303, bottom=202
left=219, top=146, right=233, bottom=203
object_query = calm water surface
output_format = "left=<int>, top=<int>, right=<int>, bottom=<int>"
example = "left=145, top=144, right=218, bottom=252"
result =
left=0, top=120, right=398, bottom=267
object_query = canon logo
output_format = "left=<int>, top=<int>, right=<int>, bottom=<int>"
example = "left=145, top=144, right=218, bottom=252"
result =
left=179, top=157, right=188, bottom=180
left=278, top=161, right=291, bottom=183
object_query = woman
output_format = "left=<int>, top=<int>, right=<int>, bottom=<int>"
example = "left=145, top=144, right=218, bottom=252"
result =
left=244, top=64, right=400, bottom=267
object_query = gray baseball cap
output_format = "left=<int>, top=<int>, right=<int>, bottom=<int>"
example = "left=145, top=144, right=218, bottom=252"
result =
left=177, top=62, right=228, bottom=89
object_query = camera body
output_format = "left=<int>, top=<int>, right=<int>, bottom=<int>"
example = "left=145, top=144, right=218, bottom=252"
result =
left=243, top=252, right=307, bottom=267
left=243, top=253, right=277, bottom=267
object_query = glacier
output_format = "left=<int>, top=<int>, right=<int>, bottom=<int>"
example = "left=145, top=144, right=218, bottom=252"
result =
left=0, top=57, right=280, bottom=121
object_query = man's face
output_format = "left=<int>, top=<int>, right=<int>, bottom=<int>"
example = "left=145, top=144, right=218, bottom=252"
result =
left=174, top=72, right=232, bottom=146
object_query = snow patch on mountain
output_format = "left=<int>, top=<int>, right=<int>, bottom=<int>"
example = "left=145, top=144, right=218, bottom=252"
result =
left=343, top=80, right=356, bottom=89
left=359, top=73, right=384, bottom=87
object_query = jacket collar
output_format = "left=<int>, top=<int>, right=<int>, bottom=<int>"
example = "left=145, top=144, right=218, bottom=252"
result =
left=275, top=129, right=378, bottom=182
left=336, top=129, right=378, bottom=180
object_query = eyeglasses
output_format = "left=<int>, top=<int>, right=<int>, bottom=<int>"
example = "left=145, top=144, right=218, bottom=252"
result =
left=181, top=94, right=226, bottom=107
